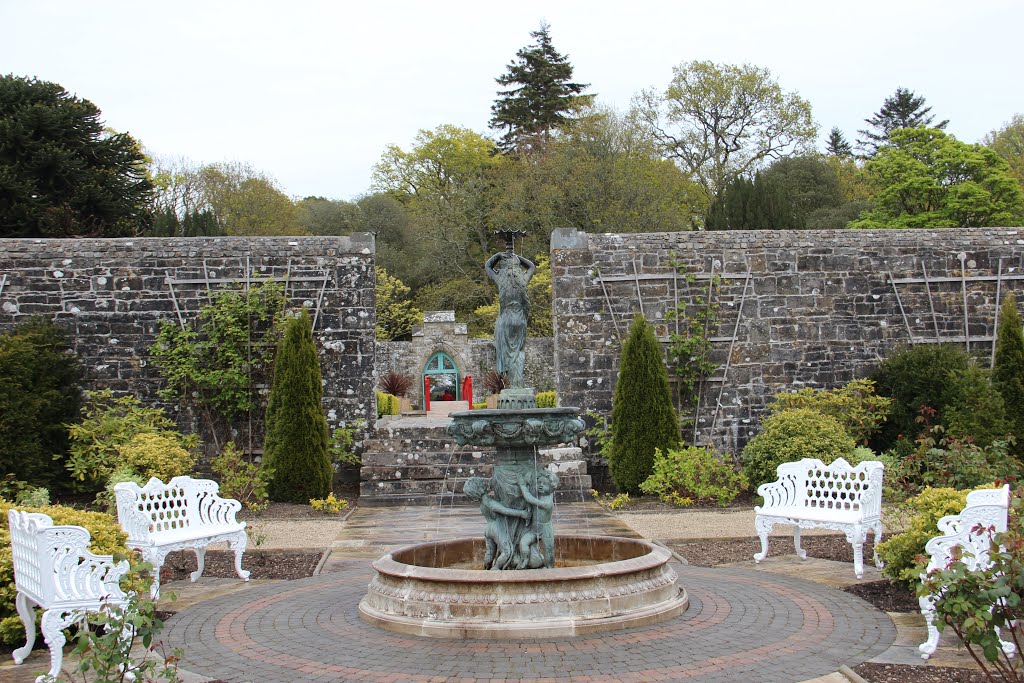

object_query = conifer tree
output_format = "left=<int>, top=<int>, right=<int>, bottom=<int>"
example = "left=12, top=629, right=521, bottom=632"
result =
left=490, top=22, right=593, bottom=153
left=993, top=292, right=1024, bottom=450
left=857, top=86, right=948, bottom=155
left=825, top=127, right=853, bottom=157
left=609, top=315, right=679, bottom=493
left=264, top=310, right=332, bottom=502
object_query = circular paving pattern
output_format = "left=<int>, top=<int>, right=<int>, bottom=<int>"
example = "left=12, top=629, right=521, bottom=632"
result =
left=163, top=560, right=895, bottom=683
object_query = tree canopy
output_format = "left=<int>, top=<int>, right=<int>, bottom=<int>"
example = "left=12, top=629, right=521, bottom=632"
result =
left=490, top=22, right=593, bottom=153
left=634, top=61, right=817, bottom=203
left=0, top=75, right=153, bottom=238
left=857, top=87, right=948, bottom=156
left=984, top=113, right=1024, bottom=189
left=851, top=128, right=1024, bottom=229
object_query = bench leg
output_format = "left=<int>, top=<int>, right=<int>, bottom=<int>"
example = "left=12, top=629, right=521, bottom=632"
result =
left=191, top=546, right=207, bottom=583
left=148, top=548, right=169, bottom=600
left=754, top=516, right=774, bottom=563
left=871, top=522, right=884, bottom=569
left=11, top=592, right=36, bottom=665
left=39, top=608, right=76, bottom=682
left=229, top=531, right=250, bottom=581
left=793, top=526, right=807, bottom=560
left=846, top=525, right=867, bottom=579
left=919, top=594, right=940, bottom=658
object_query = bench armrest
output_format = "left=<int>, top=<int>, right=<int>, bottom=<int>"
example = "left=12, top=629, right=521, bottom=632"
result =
left=41, top=526, right=131, bottom=603
left=196, top=490, right=243, bottom=527
left=756, top=475, right=799, bottom=511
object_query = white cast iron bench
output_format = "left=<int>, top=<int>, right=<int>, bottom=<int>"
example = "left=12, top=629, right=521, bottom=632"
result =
left=8, top=509, right=132, bottom=682
left=114, top=476, right=249, bottom=598
left=919, top=484, right=1012, bottom=659
left=754, top=457, right=884, bottom=578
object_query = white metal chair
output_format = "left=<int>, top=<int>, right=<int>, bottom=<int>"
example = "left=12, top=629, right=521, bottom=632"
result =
left=8, top=509, right=131, bottom=682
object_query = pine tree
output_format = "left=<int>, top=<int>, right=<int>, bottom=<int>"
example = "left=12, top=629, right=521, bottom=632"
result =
left=993, top=292, right=1024, bottom=451
left=704, top=173, right=799, bottom=230
left=857, top=87, right=949, bottom=155
left=609, top=315, right=679, bottom=493
left=264, top=310, right=332, bottom=502
left=825, top=127, right=853, bottom=157
left=489, top=22, right=593, bottom=153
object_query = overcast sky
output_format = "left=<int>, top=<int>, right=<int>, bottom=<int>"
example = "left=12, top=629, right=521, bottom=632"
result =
left=3, top=0, right=1022, bottom=202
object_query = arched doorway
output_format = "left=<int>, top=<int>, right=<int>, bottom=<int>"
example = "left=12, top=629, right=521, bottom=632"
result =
left=423, top=351, right=460, bottom=402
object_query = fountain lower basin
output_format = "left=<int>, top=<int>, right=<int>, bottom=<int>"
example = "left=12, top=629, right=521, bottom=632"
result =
left=358, top=535, right=688, bottom=638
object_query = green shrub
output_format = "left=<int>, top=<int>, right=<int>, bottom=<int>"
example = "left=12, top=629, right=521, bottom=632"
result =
left=876, top=487, right=970, bottom=587
left=609, top=315, right=679, bottom=494
left=883, top=413, right=1019, bottom=501
left=768, top=378, right=892, bottom=444
left=328, top=421, right=365, bottom=468
left=535, top=391, right=557, bottom=408
left=640, top=446, right=748, bottom=507
left=0, top=317, right=83, bottom=490
left=741, top=408, right=857, bottom=489
left=116, top=432, right=196, bottom=481
left=0, top=500, right=128, bottom=645
left=993, top=292, right=1024, bottom=453
left=376, top=391, right=399, bottom=418
left=210, top=442, right=272, bottom=513
left=66, top=390, right=198, bottom=491
left=94, top=464, right=148, bottom=514
left=264, top=311, right=332, bottom=503
left=870, top=344, right=1008, bottom=451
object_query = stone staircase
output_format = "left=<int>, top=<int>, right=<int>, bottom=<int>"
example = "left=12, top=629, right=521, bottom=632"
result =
left=359, top=421, right=592, bottom=507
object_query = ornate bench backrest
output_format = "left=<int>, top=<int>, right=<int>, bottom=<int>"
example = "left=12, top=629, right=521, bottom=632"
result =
left=115, top=476, right=234, bottom=543
left=778, top=458, right=884, bottom=517
left=8, top=510, right=49, bottom=600
left=924, top=485, right=1010, bottom=574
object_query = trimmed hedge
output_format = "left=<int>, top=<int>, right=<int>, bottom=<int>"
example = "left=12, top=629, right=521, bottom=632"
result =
left=741, top=408, right=856, bottom=488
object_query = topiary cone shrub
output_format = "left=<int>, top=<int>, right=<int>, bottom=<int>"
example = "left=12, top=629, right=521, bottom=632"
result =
left=264, top=310, right=332, bottom=503
left=994, top=292, right=1024, bottom=456
left=609, top=315, right=679, bottom=494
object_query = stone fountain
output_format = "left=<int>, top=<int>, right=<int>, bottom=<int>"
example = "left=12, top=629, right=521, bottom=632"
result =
left=359, top=231, right=687, bottom=638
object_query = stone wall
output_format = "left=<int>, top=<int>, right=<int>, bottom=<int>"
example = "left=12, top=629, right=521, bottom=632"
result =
left=550, top=227, right=1024, bottom=454
left=0, top=236, right=377, bottom=448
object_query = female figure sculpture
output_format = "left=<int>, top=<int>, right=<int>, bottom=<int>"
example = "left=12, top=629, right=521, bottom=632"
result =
left=485, top=252, right=536, bottom=388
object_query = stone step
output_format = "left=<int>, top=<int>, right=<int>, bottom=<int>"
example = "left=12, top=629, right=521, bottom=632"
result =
left=362, top=459, right=588, bottom=480
left=361, top=474, right=593, bottom=497
left=361, top=450, right=495, bottom=467
left=358, top=487, right=593, bottom=507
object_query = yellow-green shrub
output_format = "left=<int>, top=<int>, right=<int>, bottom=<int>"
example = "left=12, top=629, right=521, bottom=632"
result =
left=768, top=379, right=892, bottom=444
left=876, top=487, right=970, bottom=587
left=376, top=391, right=399, bottom=418
left=472, top=401, right=487, bottom=410
left=116, top=432, right=196, bottom=481
left=641, top=446, right=748, bottom=507
left=535, top=391, right=557, bottom=408
left=0, top=500, right=128, bottom=645
left=741, top=408, right=857, bottom=488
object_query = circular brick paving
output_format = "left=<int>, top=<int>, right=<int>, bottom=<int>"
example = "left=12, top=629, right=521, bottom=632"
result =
left=163, top=560, right=895, bottom=682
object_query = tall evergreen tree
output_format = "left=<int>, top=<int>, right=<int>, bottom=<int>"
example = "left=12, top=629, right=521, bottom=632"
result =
left=0, top=75, right=153, bottom=238
left=264, top=310, right=332, bottom=503
left=704, top=173, right=800, bottom=230
left=490, top=22, right=593, bottom=153
left=825, top=127, right=853, bottom=157
left=993, top=292, right=1024, bottom=451
left=857, top=86, right=949, bottom=155
left=609, top=315, right=679, bottom=493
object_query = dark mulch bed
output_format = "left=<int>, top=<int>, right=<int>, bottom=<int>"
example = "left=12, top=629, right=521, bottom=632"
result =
left=160, top=548, right=323, bottom=583
left=853, top=662, right=989, bottom=683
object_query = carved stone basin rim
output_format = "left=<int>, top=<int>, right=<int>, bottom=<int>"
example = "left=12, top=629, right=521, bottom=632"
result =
left=446, top=407, right=586, bottom=447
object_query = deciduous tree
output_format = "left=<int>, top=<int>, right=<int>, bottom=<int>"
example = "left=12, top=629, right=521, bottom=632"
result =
left=850, top=128, right=1024, bottom=229
left=490, top=22, right=593, bottom=153
left=984, top=113, right=1024, bottom=188
left=634, top=61, right=817, bottom=202
left=0, top=75, right=152, bottom=237
left=375, top=266, right=422, bottom=341
left=198, top=162, right=301, bottom=236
